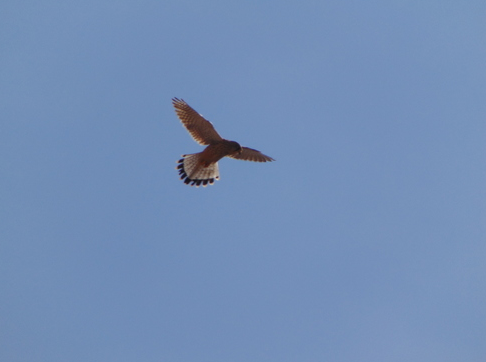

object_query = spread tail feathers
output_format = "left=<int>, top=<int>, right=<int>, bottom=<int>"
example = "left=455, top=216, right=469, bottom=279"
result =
left=176, top=153, right=220, bottom=187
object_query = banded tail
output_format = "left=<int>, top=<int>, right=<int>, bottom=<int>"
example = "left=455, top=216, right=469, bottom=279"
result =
left=176, top=153, right=220, bottom=187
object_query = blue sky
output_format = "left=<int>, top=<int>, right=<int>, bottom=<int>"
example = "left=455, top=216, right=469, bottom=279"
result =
left=1, top=1, right=485, bottom=361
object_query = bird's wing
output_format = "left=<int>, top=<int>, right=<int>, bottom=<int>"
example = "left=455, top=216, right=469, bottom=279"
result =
left=229, top=147, right=275, bottom=162
left=172, top=98, right=223, bottom=145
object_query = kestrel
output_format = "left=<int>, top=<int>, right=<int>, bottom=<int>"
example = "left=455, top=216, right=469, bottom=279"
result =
left=172, top=98, right=274, bottom=187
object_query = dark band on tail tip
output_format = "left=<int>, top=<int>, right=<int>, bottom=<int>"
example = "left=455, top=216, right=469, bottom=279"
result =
left=176, top=158, right=215, bottom=187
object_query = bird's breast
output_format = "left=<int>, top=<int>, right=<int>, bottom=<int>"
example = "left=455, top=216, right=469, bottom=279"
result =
left=200, top=143, right=231, bottom=165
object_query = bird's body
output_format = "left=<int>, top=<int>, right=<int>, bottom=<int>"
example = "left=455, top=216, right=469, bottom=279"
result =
left=199, top=140, right=242, bottom=166
left=172, top=98, right=274, bottom=187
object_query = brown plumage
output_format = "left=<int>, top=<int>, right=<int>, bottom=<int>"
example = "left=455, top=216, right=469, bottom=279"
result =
left=173, top=98, right=274, bottom=187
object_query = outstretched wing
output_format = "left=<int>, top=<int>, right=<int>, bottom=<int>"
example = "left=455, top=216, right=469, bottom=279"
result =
left=172, top=98, right=223, bottom=145
left=229, top=147, right=275, bottom=162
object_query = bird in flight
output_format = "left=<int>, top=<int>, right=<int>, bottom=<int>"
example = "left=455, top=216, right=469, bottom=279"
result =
left=172, top=98, right=274, bottom=187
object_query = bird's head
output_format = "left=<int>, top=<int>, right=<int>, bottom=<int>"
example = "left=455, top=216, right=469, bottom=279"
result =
left=228, top=141, right=242, bottom=155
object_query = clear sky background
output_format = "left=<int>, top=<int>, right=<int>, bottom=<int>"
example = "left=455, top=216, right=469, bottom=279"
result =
left=1, top=1, right=485, bottom=361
